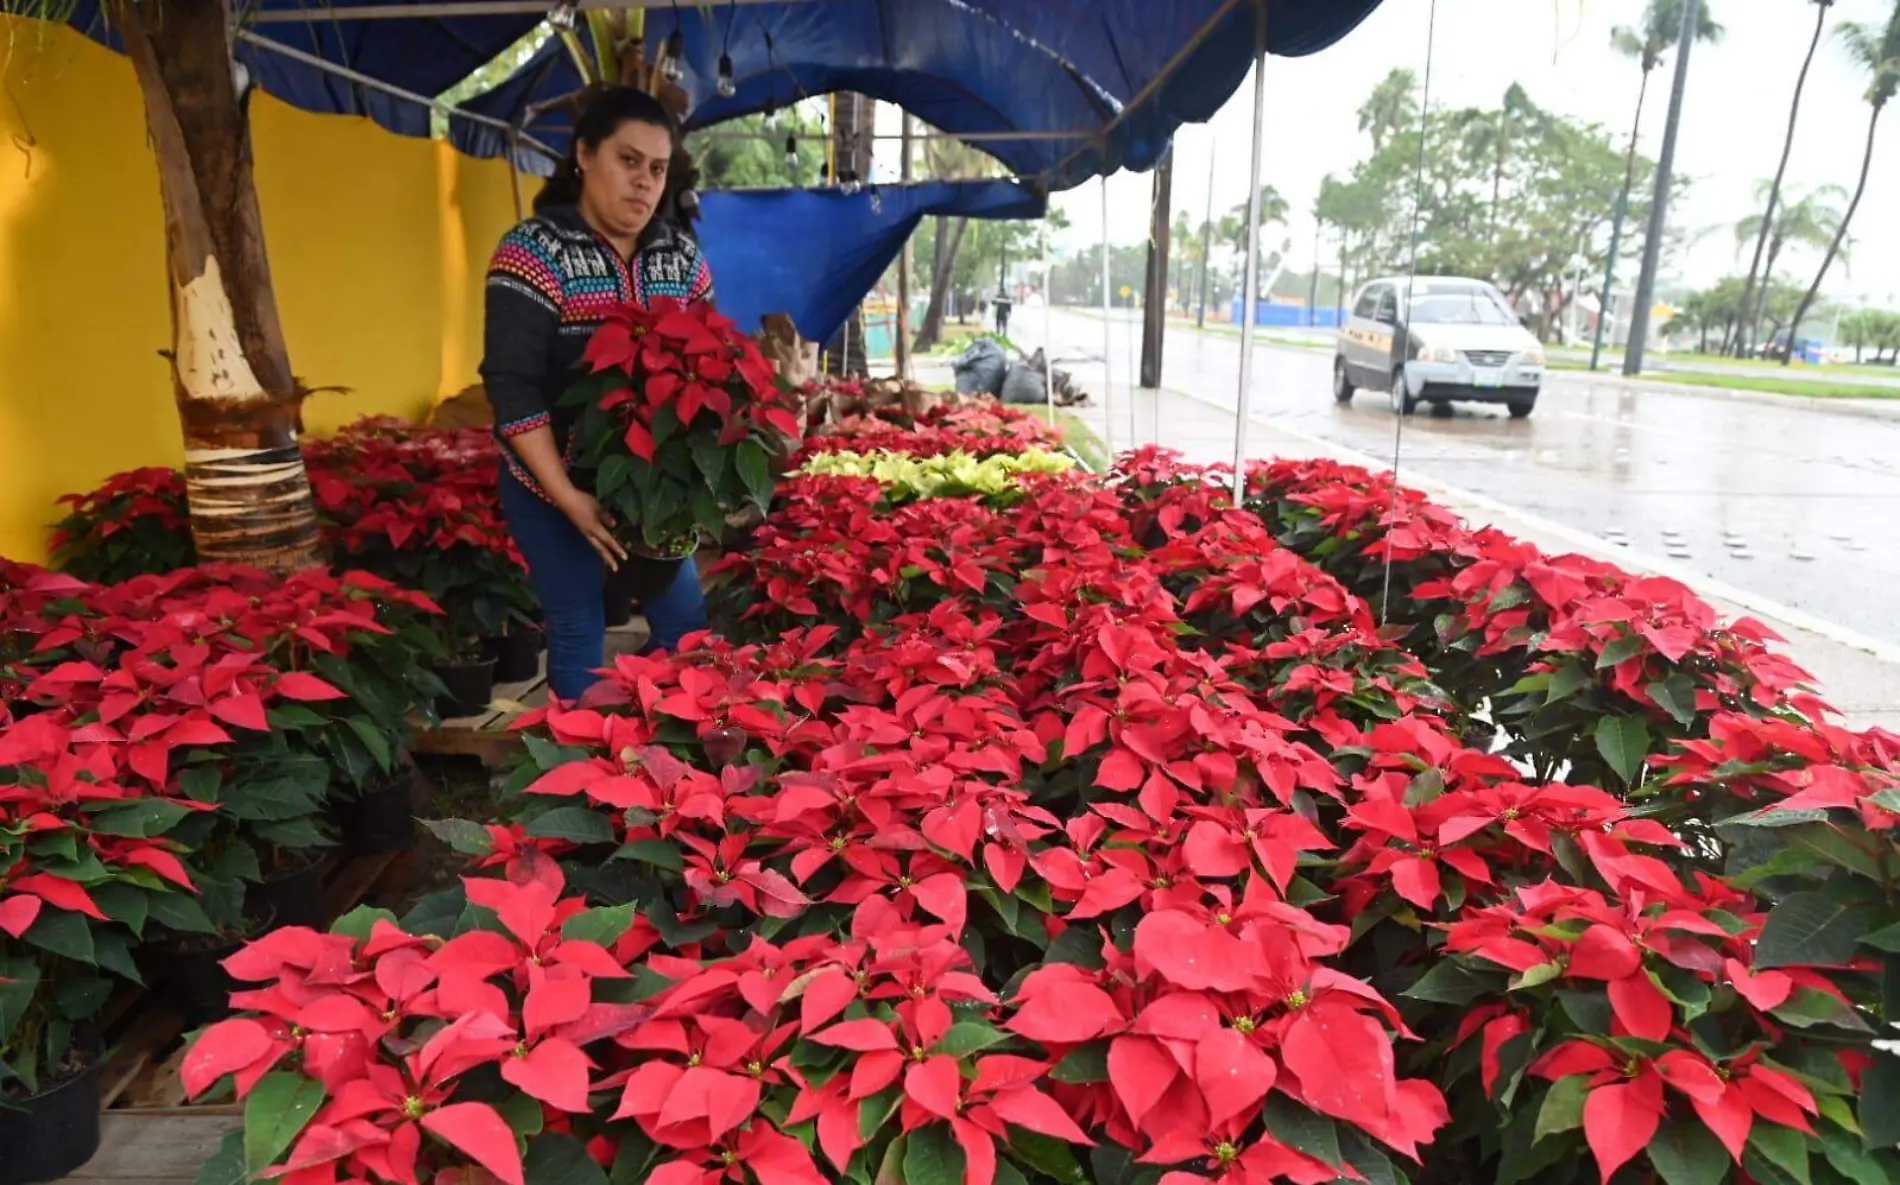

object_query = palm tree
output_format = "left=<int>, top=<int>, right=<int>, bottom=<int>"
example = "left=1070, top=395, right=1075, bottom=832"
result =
left=1591, top=0, right=1723, bottom=369
left=1732, top=183, right=1847, bottom=305
left=1784, top=8, right=1900, bottom=365
left=912, top=137, right=992, bottom=352
left=1357, top=69, right=1419, bottom=152
left=1220, top=186, right=1290, bottom=300
left=1734, top=1, right=1835, bottom=356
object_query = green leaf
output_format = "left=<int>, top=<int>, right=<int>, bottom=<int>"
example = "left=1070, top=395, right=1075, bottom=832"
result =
left=344, top=717, right=395, bottom=772
left=1546, top=660, right=1591, bottom=704
left=935, top=1020, right=1009, bottom=1057
left=499, top=1092, right=547, bottom=1142
left=689, top=432, right=730, bottom=492
left=903, top=1124, right=966, bottom=1185
left=1260, top=1094, right=1345, bottom=1171
left=1049, top=1041, right=1110, bottom=1085
left=329, top=906, right=399, bottom=944
left=736, top=440, right=774, bottom=507
left=1534, top=1074, right=1588, bottom=1143
left=1510, top=961, right=1563, bottom=991
left=1756, top=892, right=1870, bottom=969
left=90, top=882, right=149, bottom=937
left=599, top=453, right=636, bottom=498
left=1861, top=923, right=1900, bottom=954
left=525, top=807, right=616, bottom=846
left=610, top=839, right=684, bottom=871
left=1771, top=987, right=1872, bottom=1032
left=1009, top=1132, right=1088, bottom=1184
left=1782, top=823, right=1886, bottom=882
left=1595, top=633, right=1646, bottom=669
left=26, top=910, right=94, bottom=963
left=193, top=1130, right=247, bottom=1185
left=1402, top=960, right=1495, bottom=1005
left=1868, top=788, right=1900, bottom=814
left=523, top=1132, right=610, bottom=1185
left=89, top=799, right=196, bottom=838
left=423, top=818, right=498, bottom=858
left=1594, top=716, right=1651, bottom=783
left=1862, top=1055, right=1900, bottom=1150
left=244, top=1072, right=326, bottom=1174
left=561, top=903, right=636, bottom=948
left=179, top=767, right=224, bottom=805
left=1335, top=1128, right=1400, bottom=1185
left=1648, top=1119, right=1729, bottom=1185
left=1818, top=1127, right=1889, bottom=1185
left=1747, top=1124, right=1812, bottom=1185
left=1645, top=673, right=1700, bottom=728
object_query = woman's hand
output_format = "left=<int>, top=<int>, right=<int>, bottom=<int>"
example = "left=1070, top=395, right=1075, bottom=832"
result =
left=555, top=489, right=629, bottom=571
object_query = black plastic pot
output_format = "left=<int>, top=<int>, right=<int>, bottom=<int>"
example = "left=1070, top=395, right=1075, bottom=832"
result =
left=0, top=1048, right=102, bottom=1184
left=247, top=849, right=332, bottom=930
left=603, top=591, right=635, bottom=628
left=485, top=629, right=542, bottom=684
left=605, top=553, right=687, bottom=616
left=339, top=770, right=417, bottom=854
left=433, top=658, right=497, bottom=718
left=144, top=908, right=275, bottom=1027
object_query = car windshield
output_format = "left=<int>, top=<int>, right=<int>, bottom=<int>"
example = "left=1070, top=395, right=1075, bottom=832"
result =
left=1406, top=288, right=1517, bottom=326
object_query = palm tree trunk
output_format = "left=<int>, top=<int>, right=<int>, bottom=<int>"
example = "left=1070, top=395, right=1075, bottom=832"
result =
left=827, top=93, right=873, bottom=375
left=115, top=0, right=322, bottom=572
left=1736, top=2, right=1827, bottom=357
left=1783, top=104, right=1881, bottom=366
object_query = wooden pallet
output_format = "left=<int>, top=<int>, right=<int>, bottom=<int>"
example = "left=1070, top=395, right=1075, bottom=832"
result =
left=410, top=620, right=649, bottom=766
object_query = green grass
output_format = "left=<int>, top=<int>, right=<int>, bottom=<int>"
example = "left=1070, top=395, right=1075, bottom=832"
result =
left=924, top=329, right=1019, bottom=358
left=1548, top=358, right=1900, bottom=400
left=1550, top=348, right=1900, bottom=380
left=1026, top=407, right=1110, bottom=472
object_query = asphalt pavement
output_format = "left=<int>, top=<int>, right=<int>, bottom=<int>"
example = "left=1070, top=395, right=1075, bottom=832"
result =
left=1009, top=307, right=1900, bottom=653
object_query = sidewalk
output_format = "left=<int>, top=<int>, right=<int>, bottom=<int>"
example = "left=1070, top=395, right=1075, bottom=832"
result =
left=1054, top=381, right=1900, bottom=734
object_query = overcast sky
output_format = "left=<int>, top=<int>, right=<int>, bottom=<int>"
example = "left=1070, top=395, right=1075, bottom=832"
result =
left=961, top=0, right=1896, bottom=305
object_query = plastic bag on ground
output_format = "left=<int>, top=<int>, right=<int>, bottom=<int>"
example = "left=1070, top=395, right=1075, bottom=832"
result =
left=953, top=337, right=1008, bottom=396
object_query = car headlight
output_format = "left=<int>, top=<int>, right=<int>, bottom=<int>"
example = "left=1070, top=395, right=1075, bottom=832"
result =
left=1417, top=343, right=1459, bottom=363
left=1523, top=346, right=1547, bottom=366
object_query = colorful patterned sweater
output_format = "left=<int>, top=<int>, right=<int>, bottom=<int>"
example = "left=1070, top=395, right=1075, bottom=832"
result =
left=480, top=204, right=715, bottom=501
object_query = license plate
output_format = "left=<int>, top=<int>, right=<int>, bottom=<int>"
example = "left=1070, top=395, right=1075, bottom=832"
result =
left=1473, top=371, right=1503, bottom=389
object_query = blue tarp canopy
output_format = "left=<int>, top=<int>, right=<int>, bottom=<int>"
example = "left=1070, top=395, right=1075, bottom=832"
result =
left=695, top=179, right=1044, bottom=347
left=72, top=0, right=1384, bottom=191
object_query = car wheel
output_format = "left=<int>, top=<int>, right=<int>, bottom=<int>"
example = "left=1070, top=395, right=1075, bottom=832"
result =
left=1508, top=399, right=1536, bottom=419
left=1333, top=357, right=1355, bottom=403
left=1390, top=369, right=1418, bottom=415
left=1429, top=401, right=1454, bottom=418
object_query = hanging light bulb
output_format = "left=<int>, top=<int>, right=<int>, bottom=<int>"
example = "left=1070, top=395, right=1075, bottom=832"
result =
left=661, top=30, right=686, bottom=83
left=546, top=1, right=576, bottom=30
left=715, top=52, right=736, bottom=98
left=840, top=170, right=862, bottom=197
left=783, top=133, right=799, bottom=171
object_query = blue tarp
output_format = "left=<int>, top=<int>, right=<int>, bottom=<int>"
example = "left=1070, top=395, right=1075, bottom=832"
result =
left=693, top=179, right=1045, bottom=347
left=73, top=1, right=1384, bottom=191
left=457, top=0, right=1385, bottom=190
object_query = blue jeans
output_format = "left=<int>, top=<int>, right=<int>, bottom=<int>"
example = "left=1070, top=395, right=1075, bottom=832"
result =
left=499, top=469, right=707, bottom=700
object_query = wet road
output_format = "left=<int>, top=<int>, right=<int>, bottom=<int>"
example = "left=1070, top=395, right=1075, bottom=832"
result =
left=1015, top=309, right=1900, bottom=646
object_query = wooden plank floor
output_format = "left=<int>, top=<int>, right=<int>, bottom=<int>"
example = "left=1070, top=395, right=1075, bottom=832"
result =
left=412, top=619, right=648, bottom=765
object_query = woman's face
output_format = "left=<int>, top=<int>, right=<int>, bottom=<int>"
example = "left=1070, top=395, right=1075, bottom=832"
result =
left=578, top=118, right=672, bottom=244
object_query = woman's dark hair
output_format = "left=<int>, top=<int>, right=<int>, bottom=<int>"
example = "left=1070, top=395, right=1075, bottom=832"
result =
left=534, top=85, right=679, bottom=213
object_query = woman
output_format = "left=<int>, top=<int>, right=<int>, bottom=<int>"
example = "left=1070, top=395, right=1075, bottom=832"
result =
left=481, top=87, right=713, bottom=701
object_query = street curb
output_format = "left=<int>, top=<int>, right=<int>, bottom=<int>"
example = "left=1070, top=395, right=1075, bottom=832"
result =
left=1162, top=385, right=1900, bottom=668
left=1545, top=368, right=1900, bottom=424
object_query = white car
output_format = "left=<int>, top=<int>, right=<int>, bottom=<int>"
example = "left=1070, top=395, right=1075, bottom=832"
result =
left=1333, top=276, right=1546, bottom=418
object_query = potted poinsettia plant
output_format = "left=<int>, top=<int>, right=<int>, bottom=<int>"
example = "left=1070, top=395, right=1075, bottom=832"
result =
left=560, top=296, right=802, bottom=602
left=48, top=466, right=195, bottom=583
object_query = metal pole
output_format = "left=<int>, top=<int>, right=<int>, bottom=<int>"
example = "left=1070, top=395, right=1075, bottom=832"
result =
left=1229, top=2, right=1269, bottom=499
left=1197, top=144, right=1216, bottom=328
left=1623, top=0, right=1699, bottom=377
left=1044, top=221, right=1056, bottom=422
left=1102, top=176, right=1115, bottom=457
left=1307, top=217, right=1321, bottom=327
left=896, top=114, right=914, bottom=378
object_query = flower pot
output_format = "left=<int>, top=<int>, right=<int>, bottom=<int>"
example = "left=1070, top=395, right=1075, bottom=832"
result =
left=485, top=629, right=542, bottom=684
left=144, top=908, right=276, bottom=1027
left=339, top=770, right=417, bottom=854
left=604, top=589, right=635, bottom=628
left=610, top=553, right=687, bottom=606
left=247, top=848, right=332, bottom=930
left=0, top=1047, right=102, bottom=1185
left=433, top=658, right=497, bottom=718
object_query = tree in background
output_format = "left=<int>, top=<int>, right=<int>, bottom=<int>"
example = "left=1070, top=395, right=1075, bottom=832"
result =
left=1357, top=68, right=1418, bottom=153
left=911, top=137, right=995, bottom=352
left=1734, top=0, right=1836, bottom=357
left=694, top=108, right=826, bottom=189
left=1727, top=182, right=1846, bottom=351
left=1784, top=5, right=1900, bottom=365
left=1220, top=185, right=1290, bottom=297
left=825, top=94, right=877, bottom=375
left=1318, top=77, right=1660, bottom=341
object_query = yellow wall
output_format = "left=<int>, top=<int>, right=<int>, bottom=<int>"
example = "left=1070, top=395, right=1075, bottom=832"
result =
left=0, top=19, right=522, bottom=563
